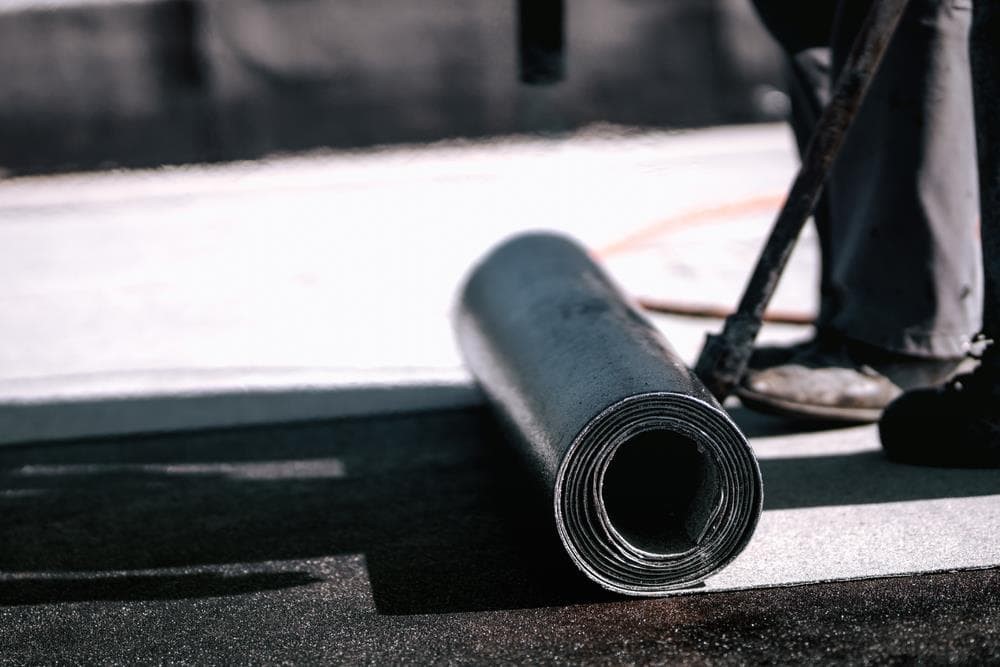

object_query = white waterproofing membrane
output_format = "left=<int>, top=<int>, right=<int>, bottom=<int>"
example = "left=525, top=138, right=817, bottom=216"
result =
left=712, top=418, right=1000, bottom=593
left=455, top=233, right=763, bottom=594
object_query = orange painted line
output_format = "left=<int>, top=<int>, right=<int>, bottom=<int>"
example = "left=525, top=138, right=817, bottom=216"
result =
left=596, top=193, right=785, bottom=258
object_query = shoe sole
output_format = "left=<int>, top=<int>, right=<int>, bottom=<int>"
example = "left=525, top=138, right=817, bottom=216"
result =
left=734, top=385, right=883, bottom=424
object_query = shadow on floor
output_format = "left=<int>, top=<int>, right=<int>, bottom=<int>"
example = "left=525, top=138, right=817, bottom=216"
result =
left=759, top=449, right=1000, bottom=509
left=0, top=572, right=321, bottom=607
left=0, top=408, right=614, bottom=614
left=0, top=407, right=995, bottom=614
left=727, top=404, right=858, bottom=439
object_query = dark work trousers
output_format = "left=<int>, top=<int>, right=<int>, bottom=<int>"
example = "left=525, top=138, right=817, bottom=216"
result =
left=752, top=0, right=981, bottom=359
left=972, top=0, right=1000, bottom=355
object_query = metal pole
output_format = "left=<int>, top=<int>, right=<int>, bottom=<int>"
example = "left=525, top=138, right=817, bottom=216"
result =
left=518, top=0, right=565, bottom=85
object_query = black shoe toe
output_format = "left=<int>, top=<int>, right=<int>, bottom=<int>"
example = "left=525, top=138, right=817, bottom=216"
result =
left=879, top=380, right=1000, bottom=468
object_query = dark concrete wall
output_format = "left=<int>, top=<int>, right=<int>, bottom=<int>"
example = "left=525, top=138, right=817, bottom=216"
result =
left=0, top=0, right=784, bottom=175
left=0, top=1, right=207, bottom=174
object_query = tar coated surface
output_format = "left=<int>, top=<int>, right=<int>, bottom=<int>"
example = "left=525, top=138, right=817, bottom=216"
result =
left=1, top=408, right=998, bottom=664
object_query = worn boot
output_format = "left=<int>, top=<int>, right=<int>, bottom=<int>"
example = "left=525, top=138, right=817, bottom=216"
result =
left=736, top=333, right=966, bottom=423
left=879, top=349, right=1000, bottom=468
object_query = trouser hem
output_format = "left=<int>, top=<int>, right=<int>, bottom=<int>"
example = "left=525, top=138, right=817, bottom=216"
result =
left=822, top=319, right=976, bottom=360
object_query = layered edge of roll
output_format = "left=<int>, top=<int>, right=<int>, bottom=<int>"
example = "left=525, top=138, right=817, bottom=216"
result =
left=554, top=392, right=762, bottom=596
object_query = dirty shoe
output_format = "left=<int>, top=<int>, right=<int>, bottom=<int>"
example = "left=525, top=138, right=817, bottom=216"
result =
left=736, top=334, right=965, bottom=423
left=879, top=358, right=1000, bottom=468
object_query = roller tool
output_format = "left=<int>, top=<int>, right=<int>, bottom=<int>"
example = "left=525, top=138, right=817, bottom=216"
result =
left=456, top=234, right=762, bottom=595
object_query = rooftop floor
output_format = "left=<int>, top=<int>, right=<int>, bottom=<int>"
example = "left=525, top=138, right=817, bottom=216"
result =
left=1, top=124, right=996, bottom=663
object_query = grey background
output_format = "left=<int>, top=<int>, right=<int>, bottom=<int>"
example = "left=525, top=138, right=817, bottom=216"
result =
left=0, top=0, right=784, bottom=175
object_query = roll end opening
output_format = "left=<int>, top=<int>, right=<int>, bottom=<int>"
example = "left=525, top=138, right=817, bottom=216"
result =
left=600, top=430, right=721, bottom=555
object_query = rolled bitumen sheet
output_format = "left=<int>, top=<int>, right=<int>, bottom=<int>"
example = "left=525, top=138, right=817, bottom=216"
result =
left=454, top=233, right=763, bottom=595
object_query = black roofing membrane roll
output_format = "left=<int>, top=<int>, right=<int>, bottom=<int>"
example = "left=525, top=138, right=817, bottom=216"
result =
left=454, top=233, right=763, bottom=595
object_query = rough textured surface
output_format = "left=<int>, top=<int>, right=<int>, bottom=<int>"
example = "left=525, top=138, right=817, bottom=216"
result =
left=1, top=408, right=998, bottom=663
left=3, top=565, right=1000, bottom=664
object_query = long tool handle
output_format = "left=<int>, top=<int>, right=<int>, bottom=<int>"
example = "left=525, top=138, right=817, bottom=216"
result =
left=694, top=0, right=912, bottom=401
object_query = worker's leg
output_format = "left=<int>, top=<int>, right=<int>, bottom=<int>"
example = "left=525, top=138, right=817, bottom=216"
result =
left=738, top=0, right=981, bottom=423
left=972, top=0, right=1000, bottom=348
left=879, top=0, right=1000, bottom=468
left=825, top=0, right=981, bottom=359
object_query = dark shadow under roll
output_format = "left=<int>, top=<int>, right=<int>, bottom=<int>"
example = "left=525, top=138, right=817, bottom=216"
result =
left=454, top=233, right=762, bottom=595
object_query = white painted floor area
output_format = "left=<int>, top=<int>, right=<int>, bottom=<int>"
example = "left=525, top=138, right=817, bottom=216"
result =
left=707, top=421, right=1000, bottom=593
left=0, top=123, right=817, bottom=443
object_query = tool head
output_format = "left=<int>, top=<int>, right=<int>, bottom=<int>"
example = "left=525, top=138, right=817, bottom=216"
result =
left=693, top=314, right=762, bottom=403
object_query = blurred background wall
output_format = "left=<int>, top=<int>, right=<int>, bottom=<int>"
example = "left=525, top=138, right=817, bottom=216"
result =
left=0, top=0, right=785, bottom=175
